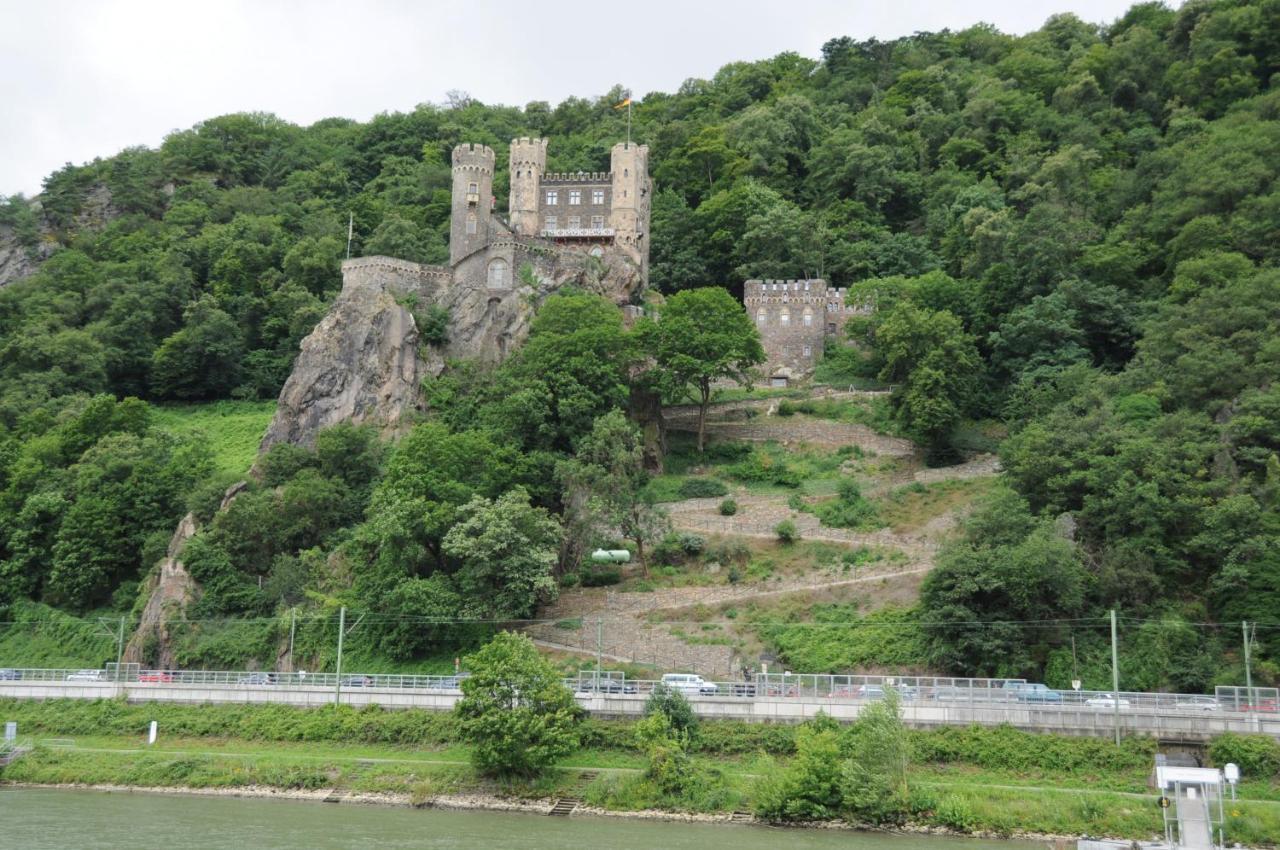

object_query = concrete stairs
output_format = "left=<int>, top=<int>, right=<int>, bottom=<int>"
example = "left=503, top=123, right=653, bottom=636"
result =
left=548, top=770, right=599, bottom=816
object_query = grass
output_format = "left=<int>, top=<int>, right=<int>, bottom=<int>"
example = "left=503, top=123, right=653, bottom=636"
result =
left=0, top=601, right=118, bottom=669
left=6, top=732, right=1279, bottom=844
left=150, top=400, right=277, bottom=476
left=873, top=478, right=996, bottom=533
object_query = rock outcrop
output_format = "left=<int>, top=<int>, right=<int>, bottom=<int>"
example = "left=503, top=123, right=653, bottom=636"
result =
left=259, top=268, right=429, bottom=451
left=0, top=185, right=121, bottom=288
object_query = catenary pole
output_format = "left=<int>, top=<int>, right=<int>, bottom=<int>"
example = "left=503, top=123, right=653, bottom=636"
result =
left=1110, top=609, right=1121, bottom=745
left=1243, top=620, right=1254, bottom=712
left=334, top=607, right=346, bottom=706
left=596, top=617, right=603, bottom=684
left=116, top=617, right=125, bottom=681
left=288, top=608, right=297, bottom=673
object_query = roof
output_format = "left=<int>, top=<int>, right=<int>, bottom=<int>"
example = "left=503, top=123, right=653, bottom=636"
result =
left=1155, top=765, right=1222, bottom=789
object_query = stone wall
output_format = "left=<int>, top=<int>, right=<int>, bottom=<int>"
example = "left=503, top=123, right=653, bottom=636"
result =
left=744, top=279, right=871, bottom=381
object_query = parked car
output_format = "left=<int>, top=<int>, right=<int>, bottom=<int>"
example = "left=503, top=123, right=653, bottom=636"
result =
left=660, top=673, right=718, bottom=696
left=855, top=684, right=918, bottom=701
left=65, top=669, right=105, bottom=682
left=1001, top=682, right=1063, bottom=703
left=1085, top=693, right=1131, bottom=709
left=341, top=675, right=374, bottom=688
left=1172, top=696, right=1220, bottom=712
left=138, top=671, right=174, bottom=683
left=730, top=682, right=757, bottom=698
left=932, top=686, right=980, bottom=702
left=0, top=669, right=20, bottom=681
left=236, top=673, right=276, bottom=686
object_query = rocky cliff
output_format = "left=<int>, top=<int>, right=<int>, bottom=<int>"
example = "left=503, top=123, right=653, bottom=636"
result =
left=260, top=246, right=643, bottom=453
left=0, top=186, right=121, bottom=288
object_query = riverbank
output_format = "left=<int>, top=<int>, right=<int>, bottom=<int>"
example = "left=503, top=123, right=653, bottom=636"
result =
left=1, top=699, right=1277, bottom=845
left=3, top=737, right=1278, bottom=846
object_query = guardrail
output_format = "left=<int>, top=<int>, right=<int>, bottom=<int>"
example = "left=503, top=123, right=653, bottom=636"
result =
left=3, top=666, right=1275, bottom=718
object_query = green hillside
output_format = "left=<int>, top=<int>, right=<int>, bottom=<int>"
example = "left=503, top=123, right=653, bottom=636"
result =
left=0, top=0, right=1277, bottom=688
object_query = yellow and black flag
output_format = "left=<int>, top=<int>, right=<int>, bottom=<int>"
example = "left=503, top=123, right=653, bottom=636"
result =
left=615, top=93, right=633, bottom=143
left=613, top=97, right=632, bottom=110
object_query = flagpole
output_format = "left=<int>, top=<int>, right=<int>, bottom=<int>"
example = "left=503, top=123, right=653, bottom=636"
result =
left=627, top=97, right=632, bottom=146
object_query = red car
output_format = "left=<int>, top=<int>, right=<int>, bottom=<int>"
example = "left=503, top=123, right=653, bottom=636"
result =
left=137, top=671, right=174, bottom=683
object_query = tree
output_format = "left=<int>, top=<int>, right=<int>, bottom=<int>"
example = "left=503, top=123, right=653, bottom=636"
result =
left=874, top=302, right=982, bottom=456
left=647, top=287, right=765, bottom=452
left=150, top=297, right=244, bottom=400
left=559, top=410, right=669, bottom=575
left=442, top=488, right=561, bottom=619
left=454, top=631, right=580, bottom=776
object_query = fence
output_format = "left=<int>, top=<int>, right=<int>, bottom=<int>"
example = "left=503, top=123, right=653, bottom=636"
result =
left=4, top=666, right=1280, bottom=719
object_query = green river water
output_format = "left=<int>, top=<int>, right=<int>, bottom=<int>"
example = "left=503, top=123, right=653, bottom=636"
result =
left=0, top=788, right=1038, bottom=850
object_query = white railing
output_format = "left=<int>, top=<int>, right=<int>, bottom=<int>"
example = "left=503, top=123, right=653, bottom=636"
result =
left=3, top=666, right=1277, bottom=721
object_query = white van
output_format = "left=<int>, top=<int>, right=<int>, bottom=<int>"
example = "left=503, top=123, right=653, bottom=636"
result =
left=660, top=673, right=717, bottom=697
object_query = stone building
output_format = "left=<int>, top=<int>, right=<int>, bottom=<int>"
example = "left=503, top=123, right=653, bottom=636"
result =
left=743, top=278, right=870, bottom=385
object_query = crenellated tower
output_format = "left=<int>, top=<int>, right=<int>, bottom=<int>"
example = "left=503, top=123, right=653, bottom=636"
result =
left=508, top=137, right=548, bottom=237
left=450, top=143, right=495, bottom=265
left=609, top=142, right=652, bottom=280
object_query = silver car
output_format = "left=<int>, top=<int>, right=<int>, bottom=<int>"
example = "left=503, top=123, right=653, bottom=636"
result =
left=65, top=669, right=105, bottom=682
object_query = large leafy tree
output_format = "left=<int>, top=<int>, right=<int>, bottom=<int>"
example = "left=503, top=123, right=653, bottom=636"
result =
left=646, top=287, right=764, bottom=452
left=455, top=631, right=581, bottom=776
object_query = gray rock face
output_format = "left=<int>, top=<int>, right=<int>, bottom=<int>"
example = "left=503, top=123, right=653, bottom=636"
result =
left=260, top=244, right=642, bottom=453
left=0, top=185, right=120, bottom=288
left=259, top=271, right=429, bottom=451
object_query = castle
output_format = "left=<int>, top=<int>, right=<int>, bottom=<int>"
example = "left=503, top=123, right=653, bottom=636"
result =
left=333, top=138, right=651, bottom=365
left=743, top=279, right=870, bottom=385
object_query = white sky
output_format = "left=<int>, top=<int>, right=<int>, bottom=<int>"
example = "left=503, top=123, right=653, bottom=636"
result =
left=1, top=0, right=1149, bottom=196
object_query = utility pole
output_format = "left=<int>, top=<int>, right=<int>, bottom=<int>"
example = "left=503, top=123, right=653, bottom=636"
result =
left=1110, top=609, right=1121, bottom=746
left=116, top=617, right=125, bottom=679
left=334, top=607, right=346, bottom=706
left=595, top=618, right=603, bottom=686
left=287, top=609, right=297, bottom=674
left=1243, top=621, right=1254, bottom=712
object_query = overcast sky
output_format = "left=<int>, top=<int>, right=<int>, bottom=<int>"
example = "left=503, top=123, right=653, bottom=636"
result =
left=1, top=0, right=1151, bottom=196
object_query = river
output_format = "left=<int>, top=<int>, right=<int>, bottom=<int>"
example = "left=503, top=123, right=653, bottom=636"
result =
left=0, top=787, right=1037, bottom=850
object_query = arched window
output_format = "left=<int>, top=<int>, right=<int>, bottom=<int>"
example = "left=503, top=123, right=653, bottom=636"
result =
left=487, top=258, right=508, bottom=289
left=780, top=308, right=790, bottom=327
left=589, top=246, right=604, bottom=257
left=803, top=308, right=813, bottom=327
left=756, top=308, right=767, bottom=327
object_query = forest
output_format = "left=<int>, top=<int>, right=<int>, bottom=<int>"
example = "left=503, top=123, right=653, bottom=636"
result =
left=0, top=0, right=1276, bottom=686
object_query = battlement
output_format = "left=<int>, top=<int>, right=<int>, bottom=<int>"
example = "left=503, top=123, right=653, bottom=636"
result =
left=342, top=256, right=452, bottom=298
left=452, top=143, right=496, bottom=168
left=542, top=171, right=613, bottom=184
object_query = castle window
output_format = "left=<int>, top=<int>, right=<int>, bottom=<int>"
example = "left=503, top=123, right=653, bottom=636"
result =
left=466, top=213, right=477, bottom=235
left=568, top=189, right=581, bottom=205
left=827, top=323, right=836, bottom=334
left=590, top=246, right=604, bottom=257
left=803, top=345, right=812, bottom=357
left=567, top=215, right=581, bottom=229
left=623, top=190, right=627, bottom=198
left=756, top=308, right=767, bottom=327
left=591, top=215, right=604, bottom=229
left=592, top=189, right=605, bottom=204
left=780, top=309, right=790, bottom=327
left=468, top=181, right=478, bottom=194
left=794, top=282, right=800, bottom=291
left=545, top=215, right=557, bottom=230
left=803, top=308, right=813, bottom=327
left=545, top=190, right=558, bottom=205
left=487, top=258, right=508, bottom=289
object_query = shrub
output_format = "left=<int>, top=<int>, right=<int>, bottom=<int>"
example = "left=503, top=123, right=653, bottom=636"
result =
left=814, top=478, right=878, bottom=530
left=1209, top=733, right=1280, bottom=779
left=677, top=533, right=706, bottom=555
left=704, top=539, right=750, bottom=565
left=933, top=796, right=979, bottom=832
left=645, top=683, right=698, bottom=739
left=581, top=567, right=622, bottom=587
left=719, top=498, right=738, bottom=516
left=775, top=519, right=799, bottom=543
left=728, top=449, right=803, bottom=488
left=677, top=478, right=728, bottom=499
left=754, top=715, right=844, bottom=821
left=560, top=572, right=580, bottom=588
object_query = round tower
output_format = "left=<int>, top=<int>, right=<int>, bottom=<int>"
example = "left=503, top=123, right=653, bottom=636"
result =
left=508, top=137, right=547, bottom=237
left=609, top=141, right=652, bottom=280
left=450, top=143, right=496, bottom=265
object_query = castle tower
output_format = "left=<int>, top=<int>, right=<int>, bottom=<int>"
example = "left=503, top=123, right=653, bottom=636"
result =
left=609, top=142, right=651, bottom=280
left=450, top=143, right=496, bottom=265
left=508, top=137, right=547, bottom=237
